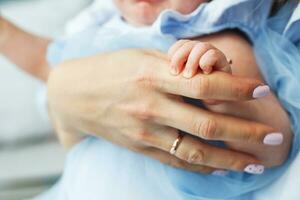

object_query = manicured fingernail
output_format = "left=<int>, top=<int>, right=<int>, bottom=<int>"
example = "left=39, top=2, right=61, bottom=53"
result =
left=212, top=170, right=229, bottom=176
left=183, top=70, right=192, bottom=78
left=244, top=164, right=264, bottom=174
left=252, top=85, right=270, bottom=98
left=263, top=132, right=283, bottom=145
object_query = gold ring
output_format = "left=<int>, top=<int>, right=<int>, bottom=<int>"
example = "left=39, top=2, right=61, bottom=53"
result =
left=170, top=133, right=183, bottom=155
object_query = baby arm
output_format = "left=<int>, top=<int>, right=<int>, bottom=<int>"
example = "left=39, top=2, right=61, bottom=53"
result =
left=168, top=32, right=292, bottom=168
left=0, top=16, right=51, bottom=81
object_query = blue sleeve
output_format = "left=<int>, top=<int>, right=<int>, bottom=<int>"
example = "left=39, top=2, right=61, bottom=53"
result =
left=156, top=0, right=273, bottom=43
left=284, top=3, right=300, bottom=45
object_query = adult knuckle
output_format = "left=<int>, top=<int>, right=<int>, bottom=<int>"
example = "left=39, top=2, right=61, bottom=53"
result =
left=125, top=103, right=151, bottom=120
left=136, top=100, right=159, bottom=120
left=130, top=128, right=150, bottom=143
left=194, top=118, right=218, bottom=139
left=251, top=125, right=262, bottom=141
left=186, top=149, right=205, bottom=164
left=134, top=71, right=156, bottom=89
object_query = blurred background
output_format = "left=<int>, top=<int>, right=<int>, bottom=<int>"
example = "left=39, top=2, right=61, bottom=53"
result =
left=0, top=0, right=92, bottom=199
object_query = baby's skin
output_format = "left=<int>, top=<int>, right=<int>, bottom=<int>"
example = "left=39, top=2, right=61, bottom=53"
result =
left=114, top=0, right=207, bottom=26
left=168, top=40, right=232, bottom=77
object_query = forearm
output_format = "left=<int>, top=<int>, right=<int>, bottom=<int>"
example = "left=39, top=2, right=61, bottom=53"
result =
left=0, top=16, right=51, bottom=81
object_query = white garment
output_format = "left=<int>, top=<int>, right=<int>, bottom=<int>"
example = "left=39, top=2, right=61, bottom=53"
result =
left=64, top=0, right=116, bottom=36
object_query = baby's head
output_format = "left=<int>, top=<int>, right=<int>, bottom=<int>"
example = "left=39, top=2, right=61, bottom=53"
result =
left=114, top=0, right=208, bottom=26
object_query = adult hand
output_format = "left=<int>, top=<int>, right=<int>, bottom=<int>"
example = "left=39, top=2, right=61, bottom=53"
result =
left=48, top=49, right=282, bottom=175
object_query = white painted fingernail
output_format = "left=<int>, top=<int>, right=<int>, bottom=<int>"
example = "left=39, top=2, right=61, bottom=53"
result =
left=263, top=132, right=283, bottom=145
left=244, top=164, right=265, bottom=174
left=252, top=85, right=270, bottom=98
left=212, top=170, right=229, bottom=176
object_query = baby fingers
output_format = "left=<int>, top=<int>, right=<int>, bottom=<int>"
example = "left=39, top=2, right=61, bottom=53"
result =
left=199, top=48, right=232, bottom=74
left=169, top=40, right=198, bottom=75
left=184, top=42, right=217, bottom=78
left=169, top=40, right=232, bottom=78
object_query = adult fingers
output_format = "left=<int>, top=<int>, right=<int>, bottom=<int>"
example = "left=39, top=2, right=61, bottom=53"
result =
left=147, top=127, right=264, bottom=174
left=141, top=147, right=216, bottom=174
left=156, top=99, right=283, bottom=146
left=155, top=71, right=270, bottom=101
left=132, top=125, right=216, bottom=173
left=174, top=135, right=264, bottom=174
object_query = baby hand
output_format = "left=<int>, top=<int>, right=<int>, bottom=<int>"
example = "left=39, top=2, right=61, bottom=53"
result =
left=168, top=40, right=232, bottom=78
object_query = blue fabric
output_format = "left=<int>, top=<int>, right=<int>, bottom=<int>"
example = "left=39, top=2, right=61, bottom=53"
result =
left=283, top=1, right=300, bottom=45
left=42, top=1, right=300, bottom=200
left=254, top=4, right=300, bottom=165
left=157, top=0, right=273, bottom=42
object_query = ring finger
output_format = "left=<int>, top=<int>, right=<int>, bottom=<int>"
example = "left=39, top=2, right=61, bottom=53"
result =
left=146, top=126, right=264, bottom=174
left=141, top=146, right=216, bottom=174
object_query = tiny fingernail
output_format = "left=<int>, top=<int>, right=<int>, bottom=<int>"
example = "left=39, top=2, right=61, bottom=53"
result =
left=171, top=67, right=178, bottom=75
left=263, top=132, right=283, bottom=145
left=212, top=170, right=229, bottom=176
left=183, top=70, right=192, bottom=78
left=203, top=66, right=212, bottom=74
left=203, top=70, right=210, bottom=75
left=252, top=85, right=270, bottom=98
left=244, top=164, right=265, bottom=174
